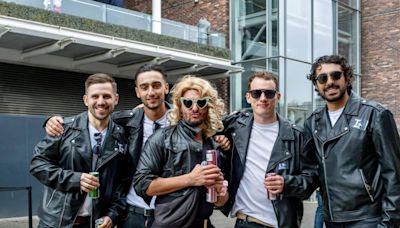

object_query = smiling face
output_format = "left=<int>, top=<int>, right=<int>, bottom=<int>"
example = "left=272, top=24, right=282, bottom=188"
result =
left=180, top=89, right=208, bottom=128
left=246, top=77, right=280, bottom=124
left=84, top=82, right=119, bottom=122
left=135, top=70, right=169, bottom=110
left=315, top=63, right=349, bottom=104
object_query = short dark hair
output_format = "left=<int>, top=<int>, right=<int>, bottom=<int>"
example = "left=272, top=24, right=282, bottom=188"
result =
left=134, top=63, right=167, bottom=86
left=307, top=55, right=354, bottom=92
left=85, top=73, right=117, bottom=94
left=247, top=72, right=279, bottom=91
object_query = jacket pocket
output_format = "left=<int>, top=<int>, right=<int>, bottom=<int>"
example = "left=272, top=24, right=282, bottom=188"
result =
left=359, top=169, right=375, bottom=203
left=169, top=143, right=189, bottom=176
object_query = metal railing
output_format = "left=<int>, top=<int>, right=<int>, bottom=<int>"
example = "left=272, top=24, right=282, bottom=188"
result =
left=0, top=186, right=33, bottom=228
left=2, top=0, right=226, bottom=48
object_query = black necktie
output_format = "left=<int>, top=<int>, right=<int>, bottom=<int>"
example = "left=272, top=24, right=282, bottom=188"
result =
left=92, top=132, right=102, bottom=170
left=153, top=122, right=161, bottom=132
left=93, top=133, right=102, bottom=155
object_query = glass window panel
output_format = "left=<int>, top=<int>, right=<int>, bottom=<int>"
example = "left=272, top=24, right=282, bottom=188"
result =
left=338, top=6, right=357, bottom=69
left=237, top=0, right=278, bottom=60
left=286, top=0, right=312, bottom=62
left=313, top=0, right=333, bottom=59
left=286, top=60, right=312, bottom=126
left=338, top=0, right=358, bottom=8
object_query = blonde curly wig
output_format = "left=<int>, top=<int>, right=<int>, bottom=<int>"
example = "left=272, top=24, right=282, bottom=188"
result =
left=169, top=75, right=225, bottom=138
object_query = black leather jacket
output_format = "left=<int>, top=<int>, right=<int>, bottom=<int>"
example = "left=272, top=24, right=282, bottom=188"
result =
left=304, top=92, right=400, bottom=227
left=133, top=120, right=223, bottom=199
left=220, top=110, right=316, bottom=228
left=30, top=112, right=130, bottom=228
left=112, top=103, right=171, bottom=176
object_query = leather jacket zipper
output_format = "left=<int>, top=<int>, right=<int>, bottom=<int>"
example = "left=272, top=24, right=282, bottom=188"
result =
left=96, top=150, right=119, bottom=170
left=359, top=169, right=374, bottom=202
left=320, top=129, right=349, bottom=220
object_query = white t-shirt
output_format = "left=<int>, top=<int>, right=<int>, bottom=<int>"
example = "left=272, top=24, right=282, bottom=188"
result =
left=231, top=121, right=279, bottom=227
left=328, top=107, right=344, bottom=127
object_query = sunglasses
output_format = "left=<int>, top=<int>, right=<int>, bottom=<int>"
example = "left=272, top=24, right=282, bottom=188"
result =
left=180, top=97, right=210, bottom=109
left=315, top=71, right=343, bottom=84
left=248, top=89, right=277, bottom=99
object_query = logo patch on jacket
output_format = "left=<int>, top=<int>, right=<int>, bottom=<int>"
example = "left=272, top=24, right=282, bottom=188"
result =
left=350, top=118, right=368, bottom=131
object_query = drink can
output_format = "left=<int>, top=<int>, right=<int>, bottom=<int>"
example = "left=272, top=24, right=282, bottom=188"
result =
left=266, top=173, right=277, bottom=200
left=95, top=218, right=104, bottom=228
left=206, top=150, right=217, bottom=203
left=89, top=172, right=100, bottom=199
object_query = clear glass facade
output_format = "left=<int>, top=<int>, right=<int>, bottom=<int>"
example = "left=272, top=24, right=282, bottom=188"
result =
left=230, top=0, right=360, bottom=126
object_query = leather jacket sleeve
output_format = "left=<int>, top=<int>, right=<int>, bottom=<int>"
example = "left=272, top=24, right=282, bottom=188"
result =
left=372, top=110, right=400, bottom=227
left=134, top=131, right=165, bottom=200
left=30, top=134, right=81, bottom=192
left=282, top=128, right=319, bottom=199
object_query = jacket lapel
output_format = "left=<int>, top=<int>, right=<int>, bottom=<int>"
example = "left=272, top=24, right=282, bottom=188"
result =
left=233, top=115, right=253, bottom=167
left=266, top=114, right=294, bottom=173
left=69, top=112, right=92, bottom=172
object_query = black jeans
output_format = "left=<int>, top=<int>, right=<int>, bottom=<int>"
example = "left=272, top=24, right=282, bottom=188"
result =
left=234, top=219, right=273, bottom=228
left=119, top=210, right=154, bottom=228
left=325, top=217, right=379, bottom=228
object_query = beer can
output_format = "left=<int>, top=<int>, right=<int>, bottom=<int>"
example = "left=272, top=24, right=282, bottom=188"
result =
left=89, top=172, right=100, bottom=199
left=266, top=173, right=277, bottom=200
left=206, top=150, right=217, bottom=203
left=95, top=218, right=104, bottom=228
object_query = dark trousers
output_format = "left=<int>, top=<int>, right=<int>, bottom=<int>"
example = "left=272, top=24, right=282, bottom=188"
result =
left=234, top=219, right=274, bottom=228
left=325, top=218, right=379, bottom=228
left=119, top=209, right=154, bottom=228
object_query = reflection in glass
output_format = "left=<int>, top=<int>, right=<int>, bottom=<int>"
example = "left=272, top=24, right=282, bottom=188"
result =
left=313, top=0, right=333, bottom=59
left=237, top=0, right=278, bottom=60
left=286, top=60, right=312, bottom=126
left=338, top=5, right=357, bottom=69
left=286, top=0, right=312, bottom=62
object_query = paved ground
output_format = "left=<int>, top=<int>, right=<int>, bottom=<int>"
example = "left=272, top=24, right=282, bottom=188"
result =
left=0, top=202, right=317, bottom=228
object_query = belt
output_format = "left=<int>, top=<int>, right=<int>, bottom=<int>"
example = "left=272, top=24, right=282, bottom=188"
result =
left=74, top=216, right=90, bottom=225
left=236, top=213, right=275, bottom=228
left=127, top=204, right=154, bottom=217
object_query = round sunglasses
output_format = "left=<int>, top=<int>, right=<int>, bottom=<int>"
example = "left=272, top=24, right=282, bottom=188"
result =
left=180, top=97, right=210, bottom=109
left=316, top=71, right=343, bottom=84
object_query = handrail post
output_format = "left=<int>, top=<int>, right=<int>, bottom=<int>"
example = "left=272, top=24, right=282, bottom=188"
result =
left=28, top=186, right=32, bottom=228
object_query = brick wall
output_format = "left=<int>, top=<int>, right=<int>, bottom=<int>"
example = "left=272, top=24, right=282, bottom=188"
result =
left=361, top=0, right=400, bottom=129
left=125, top=0, right=229, bottom=48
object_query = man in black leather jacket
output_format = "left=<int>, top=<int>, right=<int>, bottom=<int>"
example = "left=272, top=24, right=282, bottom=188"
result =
left=31, top=74, right=130, bottom=228
left=134, top=75, right=229, bottom=228
left=303, top=55, right=400, bottom=227
left=219, top=72, right=317, bottom=228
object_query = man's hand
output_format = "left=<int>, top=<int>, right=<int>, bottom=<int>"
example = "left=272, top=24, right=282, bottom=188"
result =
left=45, top=116, right=64, bottom=136
left=98, top=216, right=113, bottom=228
left=215, top=135, right=231, bottom=151
left=265, top=174, right=284, bottom=194
left=80, top=173, right=100, bottom=193
left=188, top=164, right=221, bottom=187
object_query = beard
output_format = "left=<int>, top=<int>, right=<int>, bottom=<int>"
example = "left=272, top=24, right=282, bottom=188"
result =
left=318, top=83, right=348, bottom=102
